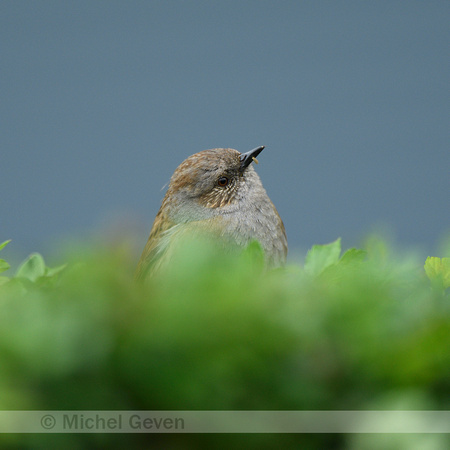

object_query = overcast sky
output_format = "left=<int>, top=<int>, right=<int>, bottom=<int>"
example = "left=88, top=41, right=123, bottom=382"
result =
left=1, top=1, right=449, bottom=265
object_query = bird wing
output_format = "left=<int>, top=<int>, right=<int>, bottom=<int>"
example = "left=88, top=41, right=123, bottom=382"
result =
left=134, top=207, right=176, bottom=281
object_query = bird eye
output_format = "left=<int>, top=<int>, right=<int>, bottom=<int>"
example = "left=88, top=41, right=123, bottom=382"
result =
left=217, top=176, right=229, bottom=187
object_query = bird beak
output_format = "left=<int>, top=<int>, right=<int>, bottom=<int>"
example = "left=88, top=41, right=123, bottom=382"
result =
left=239, top=146, right=265, bottom=171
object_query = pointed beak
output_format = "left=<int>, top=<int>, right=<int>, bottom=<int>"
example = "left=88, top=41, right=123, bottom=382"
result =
left=239, top=146, right=265, bottom=171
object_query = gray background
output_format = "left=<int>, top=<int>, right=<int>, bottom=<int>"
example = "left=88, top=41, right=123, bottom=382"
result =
left=1, top=1, right=449, bottom=265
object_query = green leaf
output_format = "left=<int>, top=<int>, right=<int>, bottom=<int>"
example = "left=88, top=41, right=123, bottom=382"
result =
left=15, top=253, right=46, bottom=281
left=304, top=238, right=341, bottom=276
left=0, top=259, right=10, bottom=274
left=0, top=240, right=11, bottom=252
left=0, top=276, right=9, bottom=285
left=424, top=257, right=450, bottom=290
left=241, top=240, right=265, bottom=271
left=340, top=248, right=367, bottom=264
left=45, top=263, right=67, bottom=278
left=364, top=234, right=389, bottom=261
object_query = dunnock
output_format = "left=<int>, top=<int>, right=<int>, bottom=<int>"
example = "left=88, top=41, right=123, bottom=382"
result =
left=135, top=146, right=287, bottom=279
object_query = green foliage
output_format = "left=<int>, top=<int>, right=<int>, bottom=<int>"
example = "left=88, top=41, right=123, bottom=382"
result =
left=0, top=240, right=11, bottom=277
left=424, top=256, right=450, bottom=291
left=0, top=237, right=448, bottom=448
left=0, top=242, right=67, bottom=288
left=304, top=237, right=342, bottom=275
left=303, top=238, right=367, bottom=277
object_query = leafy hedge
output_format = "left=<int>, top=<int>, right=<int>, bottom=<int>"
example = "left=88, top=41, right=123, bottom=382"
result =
left=0, top=237, right=449, bottom=449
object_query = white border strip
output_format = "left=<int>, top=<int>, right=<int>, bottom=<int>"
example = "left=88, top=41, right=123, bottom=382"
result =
left=0, top=411, right=449, bottom=433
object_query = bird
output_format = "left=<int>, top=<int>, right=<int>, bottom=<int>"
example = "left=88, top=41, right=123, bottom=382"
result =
left=135, top=146, right=287, bottom=280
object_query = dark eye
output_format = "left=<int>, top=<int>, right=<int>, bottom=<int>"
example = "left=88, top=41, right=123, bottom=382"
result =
left=217, top=176, right=229, bottom=187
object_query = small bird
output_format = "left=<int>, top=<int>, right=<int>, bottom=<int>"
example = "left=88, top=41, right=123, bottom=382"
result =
left=135, top=146, right=287, bottom=280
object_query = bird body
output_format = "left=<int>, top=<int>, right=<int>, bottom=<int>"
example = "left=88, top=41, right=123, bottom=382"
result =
left=135, top=147, right=287, bottom=280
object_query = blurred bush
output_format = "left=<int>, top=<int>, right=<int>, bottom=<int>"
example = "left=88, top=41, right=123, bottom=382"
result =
left=0, top=237, right=448, bottom=449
